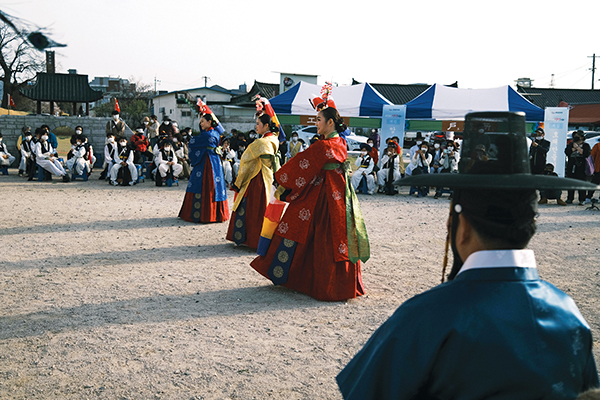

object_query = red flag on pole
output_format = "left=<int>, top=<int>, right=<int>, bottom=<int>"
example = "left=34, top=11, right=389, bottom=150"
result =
left=8, top=94, right=16, bottom=108
left=115, top=98, right=121, bottom=113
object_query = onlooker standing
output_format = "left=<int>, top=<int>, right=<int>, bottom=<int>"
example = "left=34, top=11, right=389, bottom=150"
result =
left=565, top=130, right=591, bottom=204
left=20, top=130, right=36, bottom=179
left=106, top=111, right=126, bottom=139
left=159, top=116, right=174, bottom=139
left=147, top=115, right=160, bottom=148
left=585, top=138, right=600, bottom=202
left=529, top=127, right=550, bottom=174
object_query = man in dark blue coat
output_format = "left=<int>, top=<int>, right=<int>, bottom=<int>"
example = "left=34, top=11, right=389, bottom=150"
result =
left=337, top=112, right=599, bottom=400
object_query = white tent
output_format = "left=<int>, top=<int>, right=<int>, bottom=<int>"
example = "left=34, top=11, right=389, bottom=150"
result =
left=270, top=81, right=392, bottom=117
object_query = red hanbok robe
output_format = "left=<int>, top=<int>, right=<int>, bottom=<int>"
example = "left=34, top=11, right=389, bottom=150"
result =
left=250, top=132, right=367, bottom=301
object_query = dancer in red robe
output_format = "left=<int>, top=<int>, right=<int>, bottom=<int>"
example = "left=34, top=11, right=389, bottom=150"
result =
left=250, top=104, right=370, bottom=301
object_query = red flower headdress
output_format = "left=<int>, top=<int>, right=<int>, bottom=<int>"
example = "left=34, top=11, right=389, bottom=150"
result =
left=309, top=81, right=336, bottom=111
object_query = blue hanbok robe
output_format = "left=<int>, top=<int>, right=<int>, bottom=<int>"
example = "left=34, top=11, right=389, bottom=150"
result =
left=337, top=266, right=599, bottom=400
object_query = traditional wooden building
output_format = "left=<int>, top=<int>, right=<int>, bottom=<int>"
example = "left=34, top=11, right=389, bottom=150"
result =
left=20, top=72, right=103, bottom=115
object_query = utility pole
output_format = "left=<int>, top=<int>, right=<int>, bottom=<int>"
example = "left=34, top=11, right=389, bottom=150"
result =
left=201, top=76, right=210, bottom=87
left=154, top=76, right=161, bottom=95
left=588, top=54, right=599, bottom=89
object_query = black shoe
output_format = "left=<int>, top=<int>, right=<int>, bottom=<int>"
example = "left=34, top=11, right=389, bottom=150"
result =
left=62, top=175, right=70, bottom=182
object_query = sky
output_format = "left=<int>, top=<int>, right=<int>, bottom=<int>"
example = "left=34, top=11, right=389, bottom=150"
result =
left=3, top=0, right=600, bottom=94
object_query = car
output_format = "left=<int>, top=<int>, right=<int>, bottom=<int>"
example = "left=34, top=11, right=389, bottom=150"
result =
left=294, top=126, right=368, bottom=151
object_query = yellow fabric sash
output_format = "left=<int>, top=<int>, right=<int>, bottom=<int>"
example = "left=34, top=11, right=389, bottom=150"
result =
left=233, top=135, right=279, bottom=211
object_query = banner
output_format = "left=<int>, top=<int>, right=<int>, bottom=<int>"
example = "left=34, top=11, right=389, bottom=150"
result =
left=379, top=105, right=406, bottom=165
left=543, top=107, right=569, bottom=177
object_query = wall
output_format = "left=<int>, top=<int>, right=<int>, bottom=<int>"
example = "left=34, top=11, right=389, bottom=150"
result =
left=0, top=115, right=132, bottom=168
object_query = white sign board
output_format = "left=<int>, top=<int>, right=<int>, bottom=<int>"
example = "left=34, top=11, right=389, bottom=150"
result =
left=380, top=105, right=406, bottom=164
left=543, top=107, right=569, bottom=177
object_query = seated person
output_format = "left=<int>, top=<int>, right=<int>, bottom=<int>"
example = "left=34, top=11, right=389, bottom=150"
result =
left=156, top=140, right=183, bottom=183
left=411, top=141, right=432, bottom=197
left=66, top=136, right=90, bottom=176
left=20, top=130, right=36, bottom=180
left=219, top=138, right=235, bottom=187
left=0, top=132, right=15, bottom=168
left=110, top=137, right=137, bottom=186
left=130, top=127, right=153, bottom=164
left=174, top=133, right=191, bottom=180
left=377, top=141, right=402, bottom=194
left=17, top=126, right=32, bottom=175
left=233, top=139, right=247, bottom=179
left=101, top=133, right=118, bottom=180
left=33, top=128, right=69, bottom=182
left=351, top=143, right=375, bottom=195
left=539, top=163, right=567, bottom=205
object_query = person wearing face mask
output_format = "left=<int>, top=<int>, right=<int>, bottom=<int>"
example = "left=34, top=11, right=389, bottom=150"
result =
left=352, top=143, right=376, bottom=195
left=173, top=133, right=191, bottom=180
left=410, top=141, right=432, bottom=197
left=529, top=127, right=550, bottom=175
left=101, top=133, right=119, bottom=180
left=106, top=111, right=125, bottom=138
left=377, top=141, right=402, bottom=195
left=33, top=128, right=69, bottom=182
left=40, top=125, right=58, bottom=155
left=20, top=130, right=36, bottom=180
left=287, top=132, right=303, bottom=160
left=17, top=126, right=32, bottom=175
left=67, top=137, right=89, bottom=177
left=156, top=139, right=182, bottom=185
left=147, top=115, right=160, bottom=149
left=110, top=138, right=137, bottom=186
left=431, top=141, right=444, bottom=174
left=0, top=132, right=15, bottom=169
left=565, top=130, right=592, bottom=204
left=219, top=137, right=236, bottom=187
left=366, top=139, right=379, bottom=166
left=434, top=140, right=460, bottom=199
left=159, top=116, right=175, bottom=139
left=405, top=131, right=424, bottom=176
left=338, top=112, right=600, bottom=400
left=130, top=127, right=153, bottom=164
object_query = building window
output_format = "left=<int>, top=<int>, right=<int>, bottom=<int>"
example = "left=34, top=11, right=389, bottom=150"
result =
left=159, top=107, right=165, bottom=113
left=182, top=111, right=192, bottom=117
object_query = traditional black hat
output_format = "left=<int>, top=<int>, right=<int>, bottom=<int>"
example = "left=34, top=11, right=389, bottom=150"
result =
left=415, top=131, right=424, bottom=140
left=359, top=143, right=372, bottom=152
left=396, top=111, right=598, bottom=190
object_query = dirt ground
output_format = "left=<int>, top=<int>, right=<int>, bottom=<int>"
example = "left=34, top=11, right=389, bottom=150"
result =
left=0, top=173, right=599, bottom=399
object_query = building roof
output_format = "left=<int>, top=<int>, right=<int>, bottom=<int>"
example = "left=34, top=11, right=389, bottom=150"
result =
left=351, top=79, right=458, bottom=105
left=20, top=73, right=103, bottom=102
left=516, top=86, right=600, bottom=109
left=230, top=81, right=279, bottom=106
left=565, top=103, right=600, bottom=125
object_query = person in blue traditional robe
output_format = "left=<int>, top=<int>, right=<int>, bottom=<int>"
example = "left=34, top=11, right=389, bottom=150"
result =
left=337, top=111, right=600, bottom=400
left=178, top=113, right=229, bottom=223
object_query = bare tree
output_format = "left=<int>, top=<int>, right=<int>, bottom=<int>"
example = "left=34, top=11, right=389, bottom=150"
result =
left=0, top=23, right=45, bottom=108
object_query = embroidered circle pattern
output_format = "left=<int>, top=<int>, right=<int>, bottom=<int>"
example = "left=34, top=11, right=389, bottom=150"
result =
left=196, top=171, right=202, bottom=178
left=238, top=206, right=245, bottom=216
left=338, top=243, right=348, bottom=255
left=298, top=208, right=311, bottom=221
left=295, top=177, right=306, bottom=188
left=277, top=222, right=289, bottom=234
left=299, top=159, right=310, bottom=169
left=272, top=266, right=284, bottom=278
left=194, top=150, right=201, bottom=157
left=277, top=251, right=289, bottom=263
left=193, top=211, right=200, bottom=219
left=279, top=173, right=288, bottom=183
left=234, top=231, right=242, bottom=240
left=215, top=177, right=221, bottom=182
left=332, top=190, right=343, bottom=201
left=289, top=193, right=299, bottom=201
left=236, top=219, right=243, bottom=228
left=325, top=149, right=335, bottom=159
left=283, top=238, right=295, bottom=248
left=195, top=193, right=202, bottom=199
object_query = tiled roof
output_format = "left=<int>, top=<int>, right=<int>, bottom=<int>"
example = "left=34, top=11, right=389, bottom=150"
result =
left=230, top=81, right=279, bottom=106
left=352, top=79, right=458, bottom=105
left=567, top=103, right=600, bottom=125
left=516, top=86, right=600, bottom=108
left=20, top=73, right=103, bottom=102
